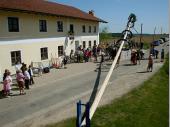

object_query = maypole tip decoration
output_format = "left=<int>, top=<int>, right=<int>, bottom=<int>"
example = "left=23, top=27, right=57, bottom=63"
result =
left=128, top=13, right=137, bottom=23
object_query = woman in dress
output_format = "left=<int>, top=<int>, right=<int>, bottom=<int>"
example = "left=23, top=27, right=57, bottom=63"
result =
left=3, top=71, right=12, bottom=96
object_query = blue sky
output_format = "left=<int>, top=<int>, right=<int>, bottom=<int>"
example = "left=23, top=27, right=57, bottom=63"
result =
left=49, top=0, right=168, bottom=34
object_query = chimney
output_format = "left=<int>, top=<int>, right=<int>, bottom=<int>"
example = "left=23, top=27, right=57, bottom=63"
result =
left=89, top=10, right=94, bottom=16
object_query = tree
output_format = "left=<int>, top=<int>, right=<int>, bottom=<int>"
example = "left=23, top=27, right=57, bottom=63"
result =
left=99, top=27, right=112, bottom=43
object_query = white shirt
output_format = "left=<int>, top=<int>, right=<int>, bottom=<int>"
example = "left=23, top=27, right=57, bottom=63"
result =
left=15, top=64, right=22, bottom=71
left=24, top=71, right=30, bottom=80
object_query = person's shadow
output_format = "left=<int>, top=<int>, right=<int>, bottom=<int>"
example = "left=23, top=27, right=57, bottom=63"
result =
left=136, top=71, right=148, bottom=73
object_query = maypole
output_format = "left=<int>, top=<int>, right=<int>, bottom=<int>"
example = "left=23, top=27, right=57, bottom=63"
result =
left=80, top=13, right=137, bottom=126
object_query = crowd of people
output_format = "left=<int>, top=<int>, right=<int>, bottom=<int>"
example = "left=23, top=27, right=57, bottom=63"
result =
left=1, top=42, right=165, bottom=97
left=69, top=44, right=104, bottom=64
left=2, top=63, right=34, bottom=97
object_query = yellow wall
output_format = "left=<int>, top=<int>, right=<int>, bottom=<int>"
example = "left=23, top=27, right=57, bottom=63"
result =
left=0, top=10, right=100, bottom=78
left=0, top=40, right=64, bottom=75
left=0, top=10, right=99, bottom=39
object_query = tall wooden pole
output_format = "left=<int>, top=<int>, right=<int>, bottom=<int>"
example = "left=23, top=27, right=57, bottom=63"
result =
left=153, top=27, right=156, bottom=41
left=140, top=23, right=143, bottom=43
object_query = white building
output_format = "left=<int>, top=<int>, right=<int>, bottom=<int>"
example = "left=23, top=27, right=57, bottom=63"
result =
left=0, top=0, right=106, bottom=80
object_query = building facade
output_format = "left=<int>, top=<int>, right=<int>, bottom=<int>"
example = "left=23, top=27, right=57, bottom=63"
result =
left=0, top=0, right=106, bottom=80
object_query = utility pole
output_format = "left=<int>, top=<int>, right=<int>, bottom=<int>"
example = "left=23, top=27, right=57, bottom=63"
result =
left=153, top=26, right=156, bottom=41
left=139, top=23, right=143, bottom=49
left=140, top=23, right=143, bottom=43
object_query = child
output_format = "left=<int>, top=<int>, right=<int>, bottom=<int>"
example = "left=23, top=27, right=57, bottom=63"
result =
left=3, top=71, right=12, bottom=96
left=16, top=70, right=25, bottom=95
left=147, top=54, right=153, bottom=72
left=28, top=65, right=35, bottom=85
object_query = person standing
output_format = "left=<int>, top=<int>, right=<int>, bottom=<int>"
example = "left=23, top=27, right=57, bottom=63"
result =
left=137, top=49, right=141, bottom=65
left=3, top=71, right=12, bottom=96
left=147, top=54, right=153, bottom=72
left=101, top=49, right=105, bottom=63
left=28, top=65, right=35, bottom=85
left=161, top=49, right=164, bottom=62
left=3, top=69, right=9, bottom=81
left=16, top=70, right=25, bottom=95
left=24, top=68, right=30, bottom=89
left=15, top=61, right=22, bottom=72
left=69, top=50, right=74, bottom=63
left=77, top=48, right=81, bottom=63
left=155, top=50, right=159, bottom=59
left=92, top=45, right=97, bottom=62
left=63, top=55, right=67, bottom=68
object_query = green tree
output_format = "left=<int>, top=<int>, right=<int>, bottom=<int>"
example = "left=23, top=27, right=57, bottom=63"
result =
left=99, top=27, right=112, bottom=43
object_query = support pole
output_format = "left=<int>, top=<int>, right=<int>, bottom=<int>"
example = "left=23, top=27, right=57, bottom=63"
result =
left=86, top=102, right=90, bottom=127
left=77, top=100, right=82, bottom=127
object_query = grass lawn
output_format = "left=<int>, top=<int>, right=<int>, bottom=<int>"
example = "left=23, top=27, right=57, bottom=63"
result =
left=46, top=55, right=169, bottom=127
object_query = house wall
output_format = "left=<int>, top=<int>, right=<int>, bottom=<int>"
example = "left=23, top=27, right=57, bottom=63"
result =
left=0, top=38, right=63, bottom=76
left=0, top=10, right=99, bottom=40
left=0, top=10, right=100, bottom=79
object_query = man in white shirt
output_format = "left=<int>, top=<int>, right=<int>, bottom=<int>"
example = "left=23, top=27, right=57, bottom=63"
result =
left=24, top=68, right=30, bottom=89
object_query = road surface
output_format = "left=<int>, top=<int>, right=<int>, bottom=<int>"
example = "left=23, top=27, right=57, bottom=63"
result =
left=0, top=42, right=168, bottom=127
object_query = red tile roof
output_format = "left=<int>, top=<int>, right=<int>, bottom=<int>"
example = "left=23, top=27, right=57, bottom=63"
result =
left=0, top=0, right=107, bottom=23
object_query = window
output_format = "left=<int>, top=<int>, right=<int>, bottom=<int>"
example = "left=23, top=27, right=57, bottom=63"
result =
left=89, top=26, right=91, bottom=33
left=58, top=46, right=64, bottom=56
left=39, top=20, right=47, bottom=32
left=41, top=47, right=48, bottom=60
left=69, top=24, right=74, bottom=33
left=57, top=21, right=63, bottom=32
left=94, top=26, right=97, bottom=33
left=94, top=40, right=96, bottom=46
left=8, top=17, right=19, bottom=32
left=89, top=41, right=91, bottom=48
left=11, top=51, right=21, bottom=66
left=83, top=41, right=86, bottom=49
left=82, top=25, right=86, bottom=33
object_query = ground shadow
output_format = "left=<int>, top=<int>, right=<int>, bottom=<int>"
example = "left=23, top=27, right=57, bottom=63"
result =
left=81, top=61, right=102, bottom=122
left=106, top=63, right=112, bottom=66
left=10, top=93, right=23, bottom=97
left=136, top=71, right=149, bottom=73
left=93, top=61, right=101, bottom=63
left=11, top=87, right=19, bottom=91
left=11, top=83, right=18, bottom=87
left=89, top=62, right=102, bottom=106
left=0, top=91, right=6, bottom=99
left=95, top=63, right=110, bottom=72
left=122, top=63, right=135, bottom=66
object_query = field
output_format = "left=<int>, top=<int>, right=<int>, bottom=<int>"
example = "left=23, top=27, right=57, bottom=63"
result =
left=99, top=34, right=168, bottom=49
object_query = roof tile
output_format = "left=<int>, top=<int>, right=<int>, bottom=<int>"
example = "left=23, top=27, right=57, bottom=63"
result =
left=0, top=0, right=107, bottom=22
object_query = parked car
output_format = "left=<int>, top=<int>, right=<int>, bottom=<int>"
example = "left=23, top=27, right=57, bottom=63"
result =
left=152, top=40, right=160, bottom=46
